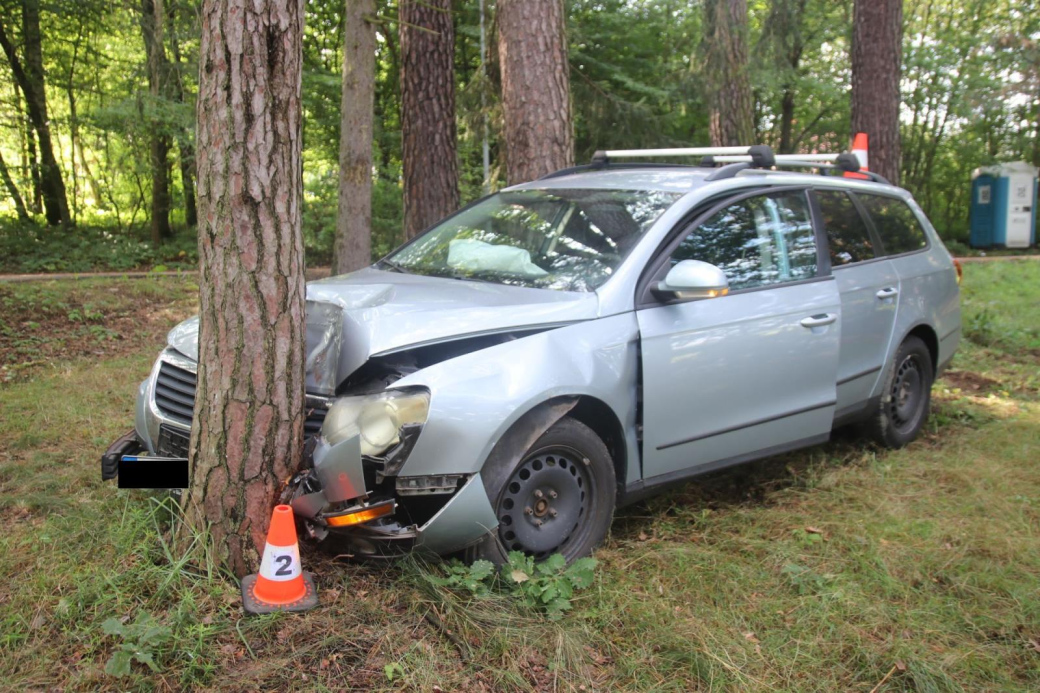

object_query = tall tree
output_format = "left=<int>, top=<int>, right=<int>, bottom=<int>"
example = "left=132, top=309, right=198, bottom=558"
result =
left=497, top=0, right=573, bottom=184
left=851, top=0, right=902, bottom=184
left=399, top=0, right=458, bottom=239
left=187, top=0, right=308, bottom=578
left=140, top=0, right=173, bottom=243
left=331, top=0, right=376, bottom=274
left=0, top=1, right=71, bottom=226
left=702, top=0, right=754, bottom=146
left=167, top=0, right=197, bottom=227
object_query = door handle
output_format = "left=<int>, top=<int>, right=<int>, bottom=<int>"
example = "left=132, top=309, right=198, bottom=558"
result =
left=876, top=287, right=899, bottom=300
left=800, top=313, right=837, bottom=328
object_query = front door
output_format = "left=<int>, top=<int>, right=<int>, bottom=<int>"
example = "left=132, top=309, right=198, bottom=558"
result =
left=638, top=189, right=841, bottom=481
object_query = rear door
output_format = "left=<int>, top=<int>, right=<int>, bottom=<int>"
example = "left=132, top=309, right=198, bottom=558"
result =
left=812, top=189, right=900, bottom=417
left=638, top=189, right=841, bottom=481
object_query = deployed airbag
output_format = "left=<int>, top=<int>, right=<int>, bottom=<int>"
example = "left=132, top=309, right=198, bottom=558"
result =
left=447, top=239, right=548, bottom=278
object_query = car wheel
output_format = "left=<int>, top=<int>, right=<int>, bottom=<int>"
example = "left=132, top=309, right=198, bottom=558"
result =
left=865, top=336, right=933, bottom=448
left=465, top=416, right=616, bottom=565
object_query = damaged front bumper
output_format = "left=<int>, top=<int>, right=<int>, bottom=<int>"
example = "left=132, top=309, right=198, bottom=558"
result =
left=283, top=433, right=497, bottom=557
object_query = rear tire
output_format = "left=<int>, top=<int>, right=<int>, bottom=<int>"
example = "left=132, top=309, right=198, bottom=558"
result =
left=465, top=416, right=615, bottom=565
left=865, top=336, right=933, bottom=448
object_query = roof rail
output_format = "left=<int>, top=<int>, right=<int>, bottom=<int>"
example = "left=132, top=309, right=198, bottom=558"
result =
left=591, top=145, right=776, bottom=169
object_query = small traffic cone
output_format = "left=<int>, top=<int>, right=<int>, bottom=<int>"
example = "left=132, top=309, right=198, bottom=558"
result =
left=845, top=132, right=870, bottom=179
left=241, top=504, right=318, bottom=614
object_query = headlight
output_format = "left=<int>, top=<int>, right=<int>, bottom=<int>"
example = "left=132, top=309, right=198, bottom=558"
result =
left=322, top=389, right=430, bottom=456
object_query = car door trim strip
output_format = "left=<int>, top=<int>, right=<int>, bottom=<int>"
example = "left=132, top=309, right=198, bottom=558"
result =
left=656, top=399, right=837, bottom=451
left=836, top=365, right=882, bottom=386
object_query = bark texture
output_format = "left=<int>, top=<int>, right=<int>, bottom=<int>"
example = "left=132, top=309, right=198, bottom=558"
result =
left=140, top=0, right=173, bottom=244
left=497, top=0, right=573, bottom=185
left=851, top=0, right=902, bottom=185
left=332, top=0, right=376, bottom=274
left=399, top=0, right=458, bottom=239
left=702, top=0, right=755, bottom=147
left=189, top=0, right=307, bottom=578
left=0, top=2, right=71, bottom=226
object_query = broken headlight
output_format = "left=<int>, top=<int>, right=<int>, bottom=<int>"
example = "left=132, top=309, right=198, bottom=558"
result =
left=322, top=388, right=430, bottom=457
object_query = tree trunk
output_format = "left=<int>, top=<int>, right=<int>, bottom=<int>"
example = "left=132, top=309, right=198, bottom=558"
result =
left=188, top=0, right=308, bottom=579
left=167, top=0, right=198, bottom=227
left=332, top=0, right=376, bottom=275
left=702, top=0, right=755, bottom=147
left=140, top=0, right=173, bottom=243
left=16, top=83, right=42, bottom=214
left=0, top=149, right=30, bottom=222
left=0, top=3, right=71, bottom=226
left=497, top=0, right=573, bottom=184
left=399, top=0, right=458, bottom=239
left=851, top=0, right=902, bottom=185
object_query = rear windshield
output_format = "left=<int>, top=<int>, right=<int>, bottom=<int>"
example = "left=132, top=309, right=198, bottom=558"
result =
left=857, top=194, right=929, bottom=256
left=385, top=189, right=681, bottom=291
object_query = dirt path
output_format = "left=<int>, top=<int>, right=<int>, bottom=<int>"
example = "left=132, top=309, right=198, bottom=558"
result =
left=0, top=267, right=333, bottom=282
left=955, top=254, right=1040, bottom=262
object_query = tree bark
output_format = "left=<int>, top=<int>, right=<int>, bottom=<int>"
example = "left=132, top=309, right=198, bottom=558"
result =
left=0, top=149, right=30, bottom=222
left=497, top=0, right=573, bottom=185
left=140, top=0, right=173, bottom=243
left=0, top=2, right=71, bottom=226
left=332, top=0, right=376, bottom=274
left=702, top=0, right=755, bottom=147
left=399, top=0, right=458, bottom=239
left=851, top=0, right=902, bottom=185
left=188, top=0, right=308, bottom=579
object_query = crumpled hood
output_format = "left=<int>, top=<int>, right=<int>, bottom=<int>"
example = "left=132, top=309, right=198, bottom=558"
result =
left=167, top=267, right=599, bottom=386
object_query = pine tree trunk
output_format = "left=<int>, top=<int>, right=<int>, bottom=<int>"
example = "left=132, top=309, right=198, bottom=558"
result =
left=188, top=0, right=307, bottom=579
left=497, top=0, right=573, bottom=185
left=141, top=0, right=173, bottom=243
left=332, top=0, right=376, bottom=274
left=702, top=0, right=755, bottom=147
left=851, top=0, right=902, bottom=185
left=399, top=0, right=458, bottom=239
left=0, top=3, right=71, bottom=226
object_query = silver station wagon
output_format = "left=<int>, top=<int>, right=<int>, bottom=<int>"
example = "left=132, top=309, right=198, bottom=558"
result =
left=103, top=146, right=961, bottom=564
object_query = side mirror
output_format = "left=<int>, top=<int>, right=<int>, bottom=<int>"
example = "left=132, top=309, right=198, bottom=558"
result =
left=655, top=260, right=729, bottom=300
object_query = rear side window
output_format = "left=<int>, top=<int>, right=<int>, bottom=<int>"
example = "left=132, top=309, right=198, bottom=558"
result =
left=857, top=194, right=928, bottom=255
left=815, top=189, right=877, bottom=266
left=670, top=191, right=817, bottom=291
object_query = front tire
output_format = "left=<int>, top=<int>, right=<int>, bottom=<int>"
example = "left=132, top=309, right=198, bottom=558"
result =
left=465, top=417, right=616, bottom=565
left=865, top=336, right=933, bottom=448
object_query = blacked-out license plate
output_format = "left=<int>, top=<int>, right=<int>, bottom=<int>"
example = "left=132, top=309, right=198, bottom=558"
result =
left=118, top=456, right=189, bottom=489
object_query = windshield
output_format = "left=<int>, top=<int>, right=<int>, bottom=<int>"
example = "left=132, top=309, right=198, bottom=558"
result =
left=384, top=188, right=681, bottom=292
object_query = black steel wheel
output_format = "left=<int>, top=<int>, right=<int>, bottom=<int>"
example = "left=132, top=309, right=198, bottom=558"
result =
left=466, top=416, right=616, bottom=565
left=865, top=336, right=933, bottom=448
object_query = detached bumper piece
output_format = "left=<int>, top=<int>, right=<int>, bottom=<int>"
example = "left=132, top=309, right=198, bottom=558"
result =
left=101, top=429, right=143, bottom=481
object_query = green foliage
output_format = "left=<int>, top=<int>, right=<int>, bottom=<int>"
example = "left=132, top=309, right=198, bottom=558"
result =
left=506, top=552, right=598, bottom=620
left=100, top=612, right=171, bottom=677
left=427, top=558, right=496, bottom=596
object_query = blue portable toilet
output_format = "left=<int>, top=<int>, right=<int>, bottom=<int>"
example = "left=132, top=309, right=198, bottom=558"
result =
left=970, top=162, right=1038, bottom=248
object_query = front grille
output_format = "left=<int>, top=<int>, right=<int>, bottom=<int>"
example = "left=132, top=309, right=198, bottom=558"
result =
left=154, top=360, right=328, bottom=435
left=157, top=424, right=190, bottom=458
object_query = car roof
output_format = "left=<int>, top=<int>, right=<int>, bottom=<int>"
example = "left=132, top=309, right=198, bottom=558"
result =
left=509, top=165, right=906, bottom=197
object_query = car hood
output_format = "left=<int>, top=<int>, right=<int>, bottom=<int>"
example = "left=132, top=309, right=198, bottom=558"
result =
left=166, top=267, right=599, bottom=389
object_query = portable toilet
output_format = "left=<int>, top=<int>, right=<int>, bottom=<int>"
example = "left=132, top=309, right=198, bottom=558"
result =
left=970, top=162, right=1038, bottom=248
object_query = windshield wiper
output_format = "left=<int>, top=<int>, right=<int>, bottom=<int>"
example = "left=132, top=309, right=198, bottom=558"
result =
left=378, top=258, right=409, bottom=274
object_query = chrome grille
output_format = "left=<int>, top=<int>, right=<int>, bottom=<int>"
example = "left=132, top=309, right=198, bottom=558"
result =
left=153, top=360, right=328, bottom=435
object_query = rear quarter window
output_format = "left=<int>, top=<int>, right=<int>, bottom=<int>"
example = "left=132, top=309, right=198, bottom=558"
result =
left=857, top=194, right=928, bottom=256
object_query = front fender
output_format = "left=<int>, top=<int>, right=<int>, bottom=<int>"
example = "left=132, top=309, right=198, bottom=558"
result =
left=392, top=313, right=641, bottom=483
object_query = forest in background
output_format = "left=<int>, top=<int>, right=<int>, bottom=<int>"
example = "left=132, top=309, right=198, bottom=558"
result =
left=0, top=0, right=1036, bottom=273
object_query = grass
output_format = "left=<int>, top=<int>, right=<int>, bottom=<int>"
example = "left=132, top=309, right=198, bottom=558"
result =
left=0, top=262, right=1038, bottom=691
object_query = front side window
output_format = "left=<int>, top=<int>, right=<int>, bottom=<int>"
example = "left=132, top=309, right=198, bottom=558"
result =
left=670, top=191, right=817, bottom=291
left=815, top=189, right=877, bottom=266
left=857, top=194, right=928, bottom=255
left=386, top=188, right=681, bottom=292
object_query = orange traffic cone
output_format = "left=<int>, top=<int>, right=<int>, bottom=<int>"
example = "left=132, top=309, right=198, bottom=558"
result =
left=845, top=132, right=870, bottom=179
left=241, top=504, right=318, bottom=614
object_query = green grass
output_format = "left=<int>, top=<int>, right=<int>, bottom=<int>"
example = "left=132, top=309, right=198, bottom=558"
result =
left=0, top=262, right=1038, bottom=691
